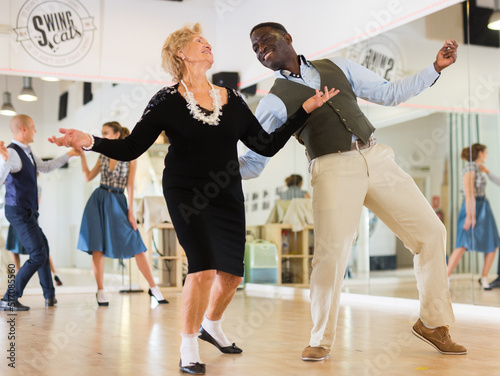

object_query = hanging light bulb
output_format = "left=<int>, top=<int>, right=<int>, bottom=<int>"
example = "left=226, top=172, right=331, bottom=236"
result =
left=1, top=92, right=17, bottom=116
left=18, top=77, right=38, bottom=102
left=488, top=0, right=500, bottom=30
left=1, top=76, right=17, bottom=117
left=41, top=76, right=60, bottom=82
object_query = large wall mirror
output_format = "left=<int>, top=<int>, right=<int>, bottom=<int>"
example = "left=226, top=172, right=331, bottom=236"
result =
left=243, top=0, right=500, bottom=308
left=0, top=75, right=167, bottom=293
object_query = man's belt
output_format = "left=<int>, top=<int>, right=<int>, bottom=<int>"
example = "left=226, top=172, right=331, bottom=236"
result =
left=351, top=136, right=377, bottom=151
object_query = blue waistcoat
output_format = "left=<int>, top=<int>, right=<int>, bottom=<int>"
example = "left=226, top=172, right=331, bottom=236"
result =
left=5, top=143, right=38, bottom=211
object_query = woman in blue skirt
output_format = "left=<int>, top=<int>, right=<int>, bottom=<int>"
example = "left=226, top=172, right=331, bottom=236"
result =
left=78, top=122, right=167, bottom=306
left=447, top=144, right=499, bottom=290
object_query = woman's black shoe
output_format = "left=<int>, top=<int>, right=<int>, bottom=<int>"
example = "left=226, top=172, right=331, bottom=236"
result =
left=478, top=278, right=492, bottom=290
left=148, top=289, right=169, bottom=304
left=489, top=278, right=500, bottom=288
left=54, top=275, right=63, bottom=286
left=179, top=359, right=205, bottom=375
left=96, top=293, right=109, bottom=306
left=199, top=326, right=242, bottom=354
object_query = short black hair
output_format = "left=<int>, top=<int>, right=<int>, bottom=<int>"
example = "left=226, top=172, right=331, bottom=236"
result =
left=250, top=22, right=288, bottom=37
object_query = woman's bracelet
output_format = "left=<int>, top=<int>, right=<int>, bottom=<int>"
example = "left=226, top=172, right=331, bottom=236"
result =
left=82, top=134, right=95, bottom=151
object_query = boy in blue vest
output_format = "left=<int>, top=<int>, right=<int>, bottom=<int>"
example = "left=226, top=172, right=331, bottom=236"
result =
left=0, top=114, right=77, bottom=311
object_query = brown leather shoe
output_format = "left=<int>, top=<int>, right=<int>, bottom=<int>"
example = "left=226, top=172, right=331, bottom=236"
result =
left=301, top=346, right=330, bottom=361
left=412, top=318, right=467, bottom=355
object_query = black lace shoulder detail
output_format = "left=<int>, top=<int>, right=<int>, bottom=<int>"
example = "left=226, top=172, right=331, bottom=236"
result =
left=140, top=85, right=178, bottom=120
left=231, top=89, right=251, bottom=111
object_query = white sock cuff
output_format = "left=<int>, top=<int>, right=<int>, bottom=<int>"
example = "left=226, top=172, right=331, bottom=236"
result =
left=421, top=321, right=437, bottom=330
left=204, top=314, right=224, bottom=324
left=181, top=333, right=200, bottom=339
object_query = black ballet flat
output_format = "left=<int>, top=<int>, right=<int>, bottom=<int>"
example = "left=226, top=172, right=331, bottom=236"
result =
left=478, top=278, right=492, bottom=291
left=179, top=359, right=205, bottom=375
left=96, top=293, right=109, bottom=307
left=199, top=326, right=242, bottom=354
left=54, top=275, right=63, bottom=286
left=148, top=289, right=169, bottom=304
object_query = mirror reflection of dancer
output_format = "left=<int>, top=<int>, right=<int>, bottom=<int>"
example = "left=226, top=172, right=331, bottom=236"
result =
left=49, top=23, right=335, bottom=376
left=240, top=22, right=466, bottom=360
left=77, top=121, right=168, bottom=307
left=0, top=114, right=77, bottom=311
left=279, top=174, right=310, bottom=199
left=481, top=163, right=500, bottom=289
left=447, top=144, right=499, bottom=290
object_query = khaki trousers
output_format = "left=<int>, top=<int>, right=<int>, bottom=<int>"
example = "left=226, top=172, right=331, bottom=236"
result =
left=309, top=143, right=455, bottom=349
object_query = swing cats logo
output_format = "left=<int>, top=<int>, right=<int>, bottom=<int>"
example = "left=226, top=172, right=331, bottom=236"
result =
left=14, top=0, right=96, bottom=67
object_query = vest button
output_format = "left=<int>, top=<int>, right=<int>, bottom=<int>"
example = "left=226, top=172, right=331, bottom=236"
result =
left=342, top=119, right=346, bottom=122
left=336, top=109, right=340, bottom=111
left=348, top=128, right=352, bottom=131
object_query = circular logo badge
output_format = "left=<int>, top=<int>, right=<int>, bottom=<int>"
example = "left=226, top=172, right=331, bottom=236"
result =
left=343, top=36, right=405, bottom=82
left=15, top=0, right=96, bottom=67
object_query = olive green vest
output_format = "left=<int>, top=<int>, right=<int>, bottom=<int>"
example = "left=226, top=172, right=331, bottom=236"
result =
left=269, top=59, right=375, bottom=159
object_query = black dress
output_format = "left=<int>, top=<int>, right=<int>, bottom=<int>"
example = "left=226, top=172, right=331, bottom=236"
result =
left=92, top=84, right=310, bottom=276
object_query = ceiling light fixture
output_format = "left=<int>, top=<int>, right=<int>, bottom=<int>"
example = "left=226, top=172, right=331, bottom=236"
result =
left=18, top=76, right=38, bottom=102
left=1, top=77, right=17, bottom=117
left=488, top=0, right=500, bottom=30
left=41, top=76, right=60, bottom=82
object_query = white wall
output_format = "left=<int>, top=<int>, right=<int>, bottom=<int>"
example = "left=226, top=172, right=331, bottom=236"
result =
left=0, top=0, right=462, bottom=85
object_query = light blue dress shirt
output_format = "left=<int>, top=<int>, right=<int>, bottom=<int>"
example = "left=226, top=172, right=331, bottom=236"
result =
left=238, top=56, right=440, bottom=179
left=0, top=139, right=70, bottom=185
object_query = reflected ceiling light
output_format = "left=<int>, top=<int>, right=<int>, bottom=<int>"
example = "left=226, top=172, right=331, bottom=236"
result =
left=488, top=0, right=500, bottom=30
left=1, top=76, right=16, bottom=116
left=1, top=92, right=16, bottom=117
left=40, top=76, right=60, bottom=82
left=18, top=77, right=38, bottom=101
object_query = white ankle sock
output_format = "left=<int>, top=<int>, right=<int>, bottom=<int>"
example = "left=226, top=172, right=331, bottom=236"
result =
left=481, top=277, right=490, bottom=288
left=180, top=333, right=202, bottom=367
left=97, top=289, right=108, bottom=303
left=202, top=315, right=232, bottom=347
left=422, top=321, right=437, bottom=330
left=150, top=286, right=165, bottom=301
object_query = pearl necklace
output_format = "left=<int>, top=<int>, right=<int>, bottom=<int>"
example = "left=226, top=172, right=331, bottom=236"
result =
left=180, top=80, right=223, bottom=126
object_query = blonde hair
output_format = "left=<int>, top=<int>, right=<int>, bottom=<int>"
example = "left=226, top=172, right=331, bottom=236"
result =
left=161, top=23, right=203, bottom=82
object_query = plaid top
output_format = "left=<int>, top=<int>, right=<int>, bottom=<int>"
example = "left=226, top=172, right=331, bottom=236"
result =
left=279, top=186, right=308, bottom=200
left=461, top=162, right=486, bottom=198
left=99, top=155, right=129, bottom=190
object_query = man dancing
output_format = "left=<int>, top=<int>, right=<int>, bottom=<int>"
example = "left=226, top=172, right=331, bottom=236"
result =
left=239, top=22, right=466, bottom=360
left=0, top=114, right=76, bottom=311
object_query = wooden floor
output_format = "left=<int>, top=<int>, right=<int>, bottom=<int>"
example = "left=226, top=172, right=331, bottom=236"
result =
left=1, top=284, right=499, bottom=376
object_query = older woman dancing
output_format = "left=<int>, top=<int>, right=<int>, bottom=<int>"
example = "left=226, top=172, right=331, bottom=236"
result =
left=50, top=23, right=337, bottom=375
